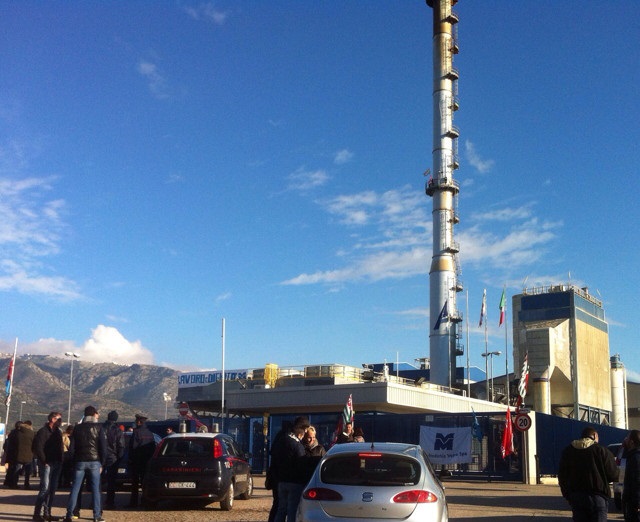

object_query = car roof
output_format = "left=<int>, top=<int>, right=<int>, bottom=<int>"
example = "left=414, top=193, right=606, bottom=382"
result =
left=163, top=432, right=224, bottom=439
left=325, top=442, right=422, bottom=457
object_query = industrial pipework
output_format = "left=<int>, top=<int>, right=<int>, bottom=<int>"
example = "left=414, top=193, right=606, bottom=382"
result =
left=425, top=0, right=463, bottom=387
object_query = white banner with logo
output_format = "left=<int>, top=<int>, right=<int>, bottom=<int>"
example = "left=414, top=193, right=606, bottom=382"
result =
left=419, top=426, right=472, bottom=464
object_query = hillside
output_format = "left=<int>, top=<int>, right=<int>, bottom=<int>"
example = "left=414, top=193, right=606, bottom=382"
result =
left=1, top=354, right=179, bottom=426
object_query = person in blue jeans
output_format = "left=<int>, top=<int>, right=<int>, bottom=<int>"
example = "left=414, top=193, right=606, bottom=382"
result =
left=63, top=406, right=107, bottom=522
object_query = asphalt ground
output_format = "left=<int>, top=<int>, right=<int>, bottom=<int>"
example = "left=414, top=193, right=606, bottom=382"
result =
left=0, top=471, right=628, bottom=521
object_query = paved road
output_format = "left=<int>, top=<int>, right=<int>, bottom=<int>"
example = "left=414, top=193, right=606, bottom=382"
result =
left=0, top=473, right=627, bottom=521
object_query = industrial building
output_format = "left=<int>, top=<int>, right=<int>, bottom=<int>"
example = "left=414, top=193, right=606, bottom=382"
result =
left=512, top=284, right=627, bottom=427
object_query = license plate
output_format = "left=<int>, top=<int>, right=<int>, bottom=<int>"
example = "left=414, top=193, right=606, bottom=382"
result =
left=168, top=482, right=196, bottom=489
left=117, top=468, right=126, bottom=474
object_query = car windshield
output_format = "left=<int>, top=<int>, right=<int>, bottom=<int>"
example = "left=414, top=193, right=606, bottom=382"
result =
left=320, top=454, right=420, bottom=487
left=159, top=438, right=212, bottom=457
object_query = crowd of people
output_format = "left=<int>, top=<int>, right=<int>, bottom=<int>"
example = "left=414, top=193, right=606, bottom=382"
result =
left=8, top=406, right=640, bottom=522
left=2, top=406, right=157, bottom=522
left=265, top=418, right=364, bottom=522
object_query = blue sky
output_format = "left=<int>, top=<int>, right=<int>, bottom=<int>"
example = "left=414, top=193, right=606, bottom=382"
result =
left=1, top=2, right=639, bottom=381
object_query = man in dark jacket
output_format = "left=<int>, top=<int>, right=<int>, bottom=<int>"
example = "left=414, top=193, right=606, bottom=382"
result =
left=103, top=410, right=125, bottom=510
left=63, top=406, right=107, bottom=522
left=559, top=426, right=618, bottom=522
left=10, top=420, right=35, bottom=489
left=623, top=430, right=640, bottom=522
left=32, top=412, right=64, bottom=522
left=4, top=421, right=22, bottom=489
left=274, top=422, right=315, bottom=522
left=128, top=414, right=156, bottom=508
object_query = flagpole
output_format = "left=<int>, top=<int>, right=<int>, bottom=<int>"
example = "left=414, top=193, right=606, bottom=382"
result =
left=4, top=338, right=18, bottom=428
left=465, top=290, right=470, bottom=398
left=504, top=296, right=510, bottom=408
left=484, top=314, right=489, bottom=402
left=221, top=318, right=225, bottom=434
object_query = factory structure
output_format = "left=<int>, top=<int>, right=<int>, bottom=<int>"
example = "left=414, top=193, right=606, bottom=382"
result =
left=512, top=284, right=628, bottom=428
left=421, top=0, right=629, bottom=430
left=425, top=0, right=463, bottom=389
left=171, top=0, right=632, bottom=482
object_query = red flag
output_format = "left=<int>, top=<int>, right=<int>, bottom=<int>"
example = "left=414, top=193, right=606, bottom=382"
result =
left=500, top=409, right=514, bottom=458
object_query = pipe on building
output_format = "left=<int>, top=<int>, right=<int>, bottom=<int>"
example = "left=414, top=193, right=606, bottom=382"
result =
left=533, top=367, right=551, bottom=415
left=610, top=354, right=628, bottom=429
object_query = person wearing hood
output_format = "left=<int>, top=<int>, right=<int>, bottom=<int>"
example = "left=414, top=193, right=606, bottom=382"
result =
left=559, top=426, right=618, bottom=521
left=623, top=430, right=640, bottom=522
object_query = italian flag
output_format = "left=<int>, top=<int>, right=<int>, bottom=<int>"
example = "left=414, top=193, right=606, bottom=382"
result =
left=498, top=288, right=506, bottom=326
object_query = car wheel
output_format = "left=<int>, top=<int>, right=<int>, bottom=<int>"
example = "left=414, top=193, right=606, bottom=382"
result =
left=220, top=481, right=234, bottom=511
left=238, top=475, right=253, bottom=500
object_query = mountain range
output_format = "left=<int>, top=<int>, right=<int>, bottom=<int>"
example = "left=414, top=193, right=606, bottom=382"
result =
left=1, top=354, right=179, bottom=427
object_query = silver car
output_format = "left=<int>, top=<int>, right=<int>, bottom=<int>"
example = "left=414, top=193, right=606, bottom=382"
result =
left=296, top=442, right=448, bottom=522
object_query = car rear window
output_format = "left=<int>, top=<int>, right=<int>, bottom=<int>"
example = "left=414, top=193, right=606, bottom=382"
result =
left=159, top=438, right=212, bottom=457
left=320, top=454, right=420, bottom=486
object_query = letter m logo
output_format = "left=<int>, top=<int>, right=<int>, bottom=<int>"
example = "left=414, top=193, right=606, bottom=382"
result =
left=434, top=432, right=454, bottom=451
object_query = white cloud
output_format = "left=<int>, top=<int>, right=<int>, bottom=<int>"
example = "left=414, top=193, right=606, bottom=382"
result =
left=165, top=173, right=185, bottom=184
left=184, top=3, right=228, bottom=25
left=334, top=149, right=354, bottom=165
left=282, top=187, right=558, bottom=287
left=394, top=307, right=428, bottom=317
left=83, top=325, right=154, bottom=364
left=216, top=292, right=232, bottom=303
left=137, top=60, right=170, bottom=100
left=287, top=167, right=329, bottom=191
left=0, top=261, right=81, bottom=300
left=465, top=140, right=495, bottom=173
left=12, top=325, right=153, bottom=365
left=471, top=205, right=533, bottom=222
left=0, top=176, right=80, bottom=300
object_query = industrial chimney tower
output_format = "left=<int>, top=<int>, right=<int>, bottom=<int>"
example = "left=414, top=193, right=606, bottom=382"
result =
left=425, top=0, right=463, bottom=387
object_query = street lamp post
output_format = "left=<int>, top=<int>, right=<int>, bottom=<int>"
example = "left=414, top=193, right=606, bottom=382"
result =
left=481, top=351, right=502, bottom=402
left=65, top=352, right=81, bottom=424
left=163, top=393, right=172, bottom=420
left=19, top=401, right=26, bottom=420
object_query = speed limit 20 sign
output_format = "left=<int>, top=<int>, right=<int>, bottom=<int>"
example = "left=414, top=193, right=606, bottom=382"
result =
left=514, top=413, right=532, bottom=432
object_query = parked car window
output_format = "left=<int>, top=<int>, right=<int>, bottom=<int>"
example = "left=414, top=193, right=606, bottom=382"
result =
left=160, top=437, right=212, bottom=457
left=321, top=455, right=421, bottom=486
left=221, top=437, right=236, bottom=457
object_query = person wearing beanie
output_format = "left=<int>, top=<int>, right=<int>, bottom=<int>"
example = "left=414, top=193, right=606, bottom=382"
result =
left=103, top=411, right=124, bottom=510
